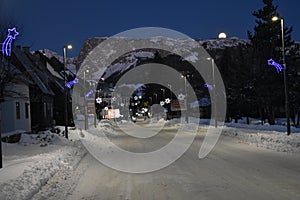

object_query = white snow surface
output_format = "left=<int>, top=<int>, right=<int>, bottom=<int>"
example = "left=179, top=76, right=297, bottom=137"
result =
left=0, top=128, right=86, bottom=200
left=1, top=119, right=300, bottom=199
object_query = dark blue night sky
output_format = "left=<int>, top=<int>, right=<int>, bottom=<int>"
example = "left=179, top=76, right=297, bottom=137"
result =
left=1, top=0, right=300, bottom=57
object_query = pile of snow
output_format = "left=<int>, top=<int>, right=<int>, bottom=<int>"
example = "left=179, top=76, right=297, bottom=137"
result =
left=0, top=129, right=86, bottom=200
left=158, top=117, right=300, bottom=152
left=222, top=126, right=300, bottom=152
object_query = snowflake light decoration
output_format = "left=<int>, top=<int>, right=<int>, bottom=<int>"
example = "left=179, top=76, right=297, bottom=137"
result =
left=178, top=93, right=185, bottom=101
left=165, top=98, right=171, bottom=104
left=96, top=97, right=102, bottom=104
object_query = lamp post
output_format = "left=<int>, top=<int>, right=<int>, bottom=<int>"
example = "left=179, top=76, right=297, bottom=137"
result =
left=181, top=72, right=189, bottom=123
left=83, top=69, right=89, bottom=130
left=63, top=44, right=72, bottom=139
left=168, top=84, right=172, bottom=119
left=272, top=16, right=291, bottom=135
left=207, top=58, right=217, bottom=128
left=88, top=79, right=97, bottom=128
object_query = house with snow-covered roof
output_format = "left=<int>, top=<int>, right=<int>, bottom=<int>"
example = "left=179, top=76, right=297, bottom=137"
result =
left=0, top=56, right=32, bottom=138
left=10, top=46, right=55, bottom=131
left=33, top=50, right=76, bottom=127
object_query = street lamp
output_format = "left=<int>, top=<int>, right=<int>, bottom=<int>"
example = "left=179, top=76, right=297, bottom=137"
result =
left=272, top=16, right=291, bottom=135
left=63, top=44, right=72, bottom=139
left=181, top=72, right=190, bottom=123
left=83, top=69, right=89, bottom=130
left=207, top=58, right=217, bottom=128
left=88, top=79, right=97, bottom=128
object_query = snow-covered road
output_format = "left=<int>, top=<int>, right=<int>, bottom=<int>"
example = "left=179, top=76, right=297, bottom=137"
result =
left=63, top=123, right=300, bottom=200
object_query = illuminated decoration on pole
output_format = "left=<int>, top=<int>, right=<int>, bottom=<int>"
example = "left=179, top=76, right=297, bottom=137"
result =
left=160, top=101, right=165, bottom=106
left=165, top=98, right=171, bottom=104
left=268, top=58, right=284, bottom=73
left=85, top=90, right=94, bottom=97
left=204, top=83, right=213, bottom=91
left=66, top=78, right=79, bottom=88
left=96, top=97, right=102, bottom=104
left=2, top=27, right=19, bottom=56
left=178, top=93, right=185, bottom=101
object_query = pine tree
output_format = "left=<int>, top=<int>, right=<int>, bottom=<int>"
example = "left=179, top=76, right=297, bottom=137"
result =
left=248, top=0, right=295, bottom=125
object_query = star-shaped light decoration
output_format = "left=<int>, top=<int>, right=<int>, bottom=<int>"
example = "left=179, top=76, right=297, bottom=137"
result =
left=96, top=97, right=102, bottom=104
left=268, top=59, right=272, bottom=65
left=2, top=27, right=19, bottom=56
left=178, top=93, right=185, bottom=101
left=104, top=107, right=109, bottom=111
left=160, top=101, right=165, bottom=106
left=7, top=27, right=19, bottom=39
left=165, top=98, right=171, bottom=104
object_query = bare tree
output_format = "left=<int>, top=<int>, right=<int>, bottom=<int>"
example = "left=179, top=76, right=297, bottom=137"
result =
left=0, top=19, right=23, bottom=168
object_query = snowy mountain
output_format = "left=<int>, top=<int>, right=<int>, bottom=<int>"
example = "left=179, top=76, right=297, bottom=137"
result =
left=38, top=49, right=77, bottom=75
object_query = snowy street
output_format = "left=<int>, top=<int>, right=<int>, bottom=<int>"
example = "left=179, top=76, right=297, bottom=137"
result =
left=38, top=121, right=300, bottom=199
left=1, top=120, right=300, bottom=200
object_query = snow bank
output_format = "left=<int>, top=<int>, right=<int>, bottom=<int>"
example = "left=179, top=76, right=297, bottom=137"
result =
left=163, top=117, right=300, bottom=152
left=0, top=129, right=86, bottom=200
left=222, top=127, right=300, bottom=152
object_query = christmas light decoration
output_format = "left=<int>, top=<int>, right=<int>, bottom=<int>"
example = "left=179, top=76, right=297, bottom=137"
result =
left=268, top=58, right=284, bottom=73
left=2, top=27, right=19, bottom=56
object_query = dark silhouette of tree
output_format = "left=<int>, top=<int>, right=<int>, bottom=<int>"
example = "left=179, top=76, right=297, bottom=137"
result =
left=248, top=0, right=295, bottom=125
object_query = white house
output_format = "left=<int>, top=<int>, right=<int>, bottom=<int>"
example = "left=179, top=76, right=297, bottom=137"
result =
left=1, top=77, right=31, bottom=136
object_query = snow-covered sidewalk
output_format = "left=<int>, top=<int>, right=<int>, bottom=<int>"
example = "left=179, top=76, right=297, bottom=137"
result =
left=0, top=129, right=86, bottom=200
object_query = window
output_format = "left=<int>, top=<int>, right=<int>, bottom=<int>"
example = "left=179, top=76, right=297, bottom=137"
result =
left=16, top=102, right=20, bottom=119
left=43, top=102, right=47, bottom=118
left=25, top=103, right=29, bottom=119
left=50, top=103, right=53, bottom=118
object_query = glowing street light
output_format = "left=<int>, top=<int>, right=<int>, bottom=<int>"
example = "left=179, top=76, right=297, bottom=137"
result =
left=63, top=44, right=72, bottom=139
left=272, top=16, right=291, bottom=135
